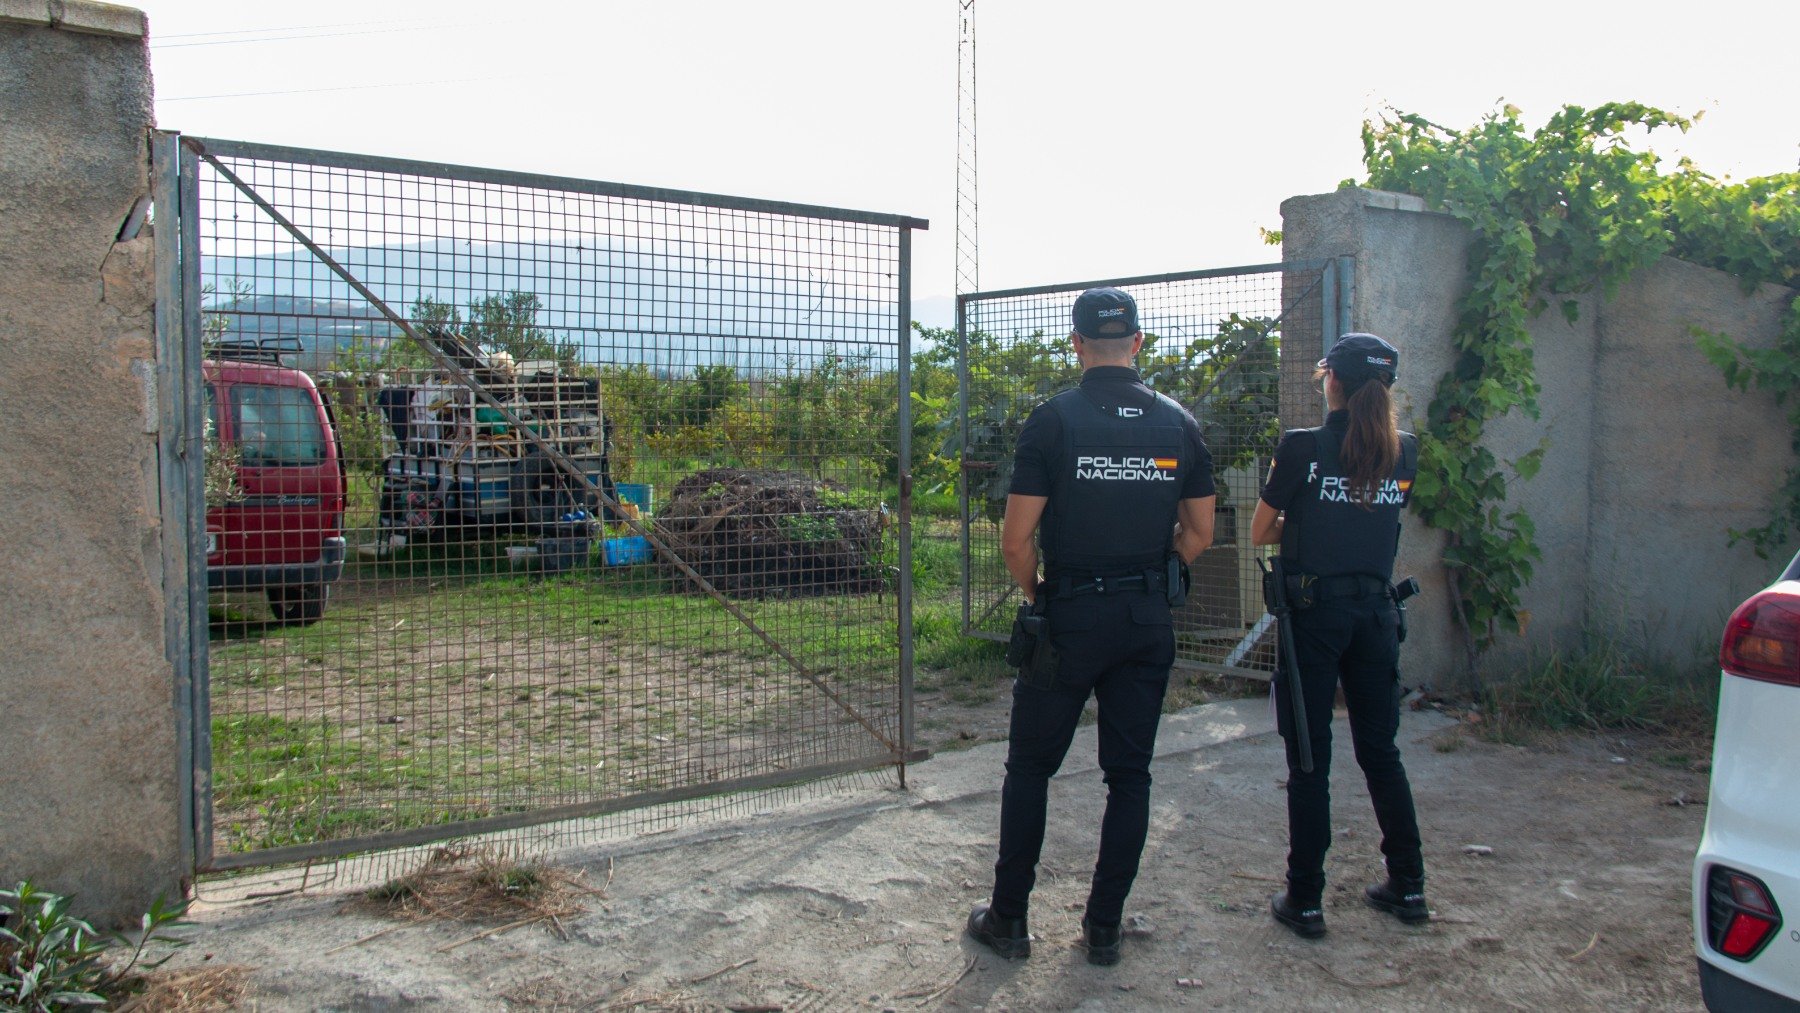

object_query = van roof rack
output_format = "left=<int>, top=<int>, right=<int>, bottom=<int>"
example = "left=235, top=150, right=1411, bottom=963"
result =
left=208, top=336, right=304, bottom=364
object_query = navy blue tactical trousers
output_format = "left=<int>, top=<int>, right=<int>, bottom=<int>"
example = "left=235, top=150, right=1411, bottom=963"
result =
left=991, top=590, right=1173, bottom=926
left=1274, top=597, right=1424, bottom=902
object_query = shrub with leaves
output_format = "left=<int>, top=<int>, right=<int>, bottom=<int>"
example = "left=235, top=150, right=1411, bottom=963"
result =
left=0, top=883, right=190, bottom=1012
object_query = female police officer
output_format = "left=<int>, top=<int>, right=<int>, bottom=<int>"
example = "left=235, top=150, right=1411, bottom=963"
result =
left=1250, top=333, right=1427, bottom=938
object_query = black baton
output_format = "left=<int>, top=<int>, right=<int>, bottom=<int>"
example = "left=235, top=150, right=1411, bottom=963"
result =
left=1259, top=557, right=1314, bottom=774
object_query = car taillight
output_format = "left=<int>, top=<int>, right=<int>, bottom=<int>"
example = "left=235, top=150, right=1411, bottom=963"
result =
left=1707, top=866, right=1783, bottom=961
left=1720, top=590, right=1800, bottom=686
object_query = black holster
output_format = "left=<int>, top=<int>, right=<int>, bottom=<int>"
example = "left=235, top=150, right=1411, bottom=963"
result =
left=1166, top=552, right=1190, bottom=608
left=1006, top=600, right=1060, bottom=689
left=1390, top=575, right=1420, bottom=644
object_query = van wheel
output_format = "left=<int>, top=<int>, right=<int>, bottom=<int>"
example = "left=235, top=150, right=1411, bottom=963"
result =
left=268, top=584, right=328, bottom=626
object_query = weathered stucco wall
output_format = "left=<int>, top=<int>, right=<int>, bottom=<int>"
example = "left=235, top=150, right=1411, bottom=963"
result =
left=0, top=3, right=181, bottom=922
left=1590, top=259, right=1797, bottom=657
left=1281, top=187, right=1795, bottom=692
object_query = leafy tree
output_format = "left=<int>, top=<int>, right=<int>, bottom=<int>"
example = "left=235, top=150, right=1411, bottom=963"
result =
left=914, top=324, right=1080, bottom=524
left=1141, top=313, right=1280, bottom=493
left=407, top=291, right=578, bottom=366
left=916, top=314, right=1280, bottom=514
left=678, top=364, right=748, bottom=428
left=466, top=291, right=577, bottom=366
left=409, top=293, right=459, bottom=330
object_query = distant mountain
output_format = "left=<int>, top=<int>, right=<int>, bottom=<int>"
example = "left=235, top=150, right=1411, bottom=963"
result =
left=206, top=293, right=401, bottom=374
left=204, top=235, right=913, bottom=375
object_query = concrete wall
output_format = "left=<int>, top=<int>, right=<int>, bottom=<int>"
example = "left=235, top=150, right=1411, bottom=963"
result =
left=1281, top=187, right=1796, bottom=692
left=1591, top=259, right=1797, bottom=655
left=0, top=3, right=181, bottom=922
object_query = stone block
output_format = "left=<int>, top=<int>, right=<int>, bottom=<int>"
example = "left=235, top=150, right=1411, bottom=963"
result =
left=50, top=0, right=144, bottom=38
left=0, top=1, right=49, bottom=27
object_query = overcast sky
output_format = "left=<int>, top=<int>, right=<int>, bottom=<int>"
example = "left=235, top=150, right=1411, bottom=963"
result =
left=139, top=0, right=1799, bottom=326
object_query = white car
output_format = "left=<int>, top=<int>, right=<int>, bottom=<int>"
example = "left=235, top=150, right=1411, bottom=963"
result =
left=1693, top=557, right=1800, bottom=1011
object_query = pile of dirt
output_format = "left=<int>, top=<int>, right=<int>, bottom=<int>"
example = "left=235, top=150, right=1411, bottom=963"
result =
left=653, top=468, right=884, bottom=597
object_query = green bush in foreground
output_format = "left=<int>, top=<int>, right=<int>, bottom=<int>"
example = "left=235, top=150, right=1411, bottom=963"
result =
left=0, top=884, right=188, bottom=1012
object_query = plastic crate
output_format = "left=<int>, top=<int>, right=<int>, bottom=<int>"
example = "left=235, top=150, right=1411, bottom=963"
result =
left=601, top=535, right=651, bottom=566
left=616, top=483, right=654, bottom=515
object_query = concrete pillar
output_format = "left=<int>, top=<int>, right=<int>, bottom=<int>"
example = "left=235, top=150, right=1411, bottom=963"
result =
left=0, top=3, right=180, bottom=923
left=1281, top=189, right=1480, bottom=690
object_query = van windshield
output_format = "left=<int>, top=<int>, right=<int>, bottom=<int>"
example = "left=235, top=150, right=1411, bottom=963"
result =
left=231, top=384, right=324, bottom=467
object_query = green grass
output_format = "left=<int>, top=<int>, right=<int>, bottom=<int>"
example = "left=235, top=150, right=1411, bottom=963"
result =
left=912, top=488, right=960, bottom=519
left=1429, top=728, right=1467, bottom=753
left=207, top=523, right=958, bottom=853
left=206, top=504, right=1266, bottom=854
left=210, top=708, right=626, bottom=851
left=1479, top=637, right=1719, bottom=743
left=1651, top=751, right=1697, bottom=769
left=914, top=605, right=1012, bottom=705
left=209, top=714, right=438, bottom=850
left=214, top=566, right=897, bottom=683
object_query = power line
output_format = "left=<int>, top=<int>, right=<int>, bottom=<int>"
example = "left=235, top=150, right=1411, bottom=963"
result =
left=160, top=74, right=514, bottom=103
left=152, top=19, right=498, bottom=49
left=154, top=17, right=429, bottom=41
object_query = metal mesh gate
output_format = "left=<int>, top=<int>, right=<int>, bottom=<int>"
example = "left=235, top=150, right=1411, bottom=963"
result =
left=956, top=261, right=1345, bottom=680
left=160, top=136, right=925, bottom=871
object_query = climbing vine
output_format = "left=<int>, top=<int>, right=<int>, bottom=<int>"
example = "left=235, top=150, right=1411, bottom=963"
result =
left=1675, top=176, right=1800, bottom=555
left=1356, top=102, right=1800, bottom=662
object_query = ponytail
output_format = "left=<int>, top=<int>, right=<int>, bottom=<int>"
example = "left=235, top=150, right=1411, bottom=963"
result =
left=1340, top=379, right=1399, bottom=508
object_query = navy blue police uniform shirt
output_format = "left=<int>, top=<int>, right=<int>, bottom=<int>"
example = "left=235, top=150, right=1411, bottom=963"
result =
left=1261, top=408, right=1417, bottom=582
left=1009, top=366, right=1215, bottom=573
left=1259, top=409, right=1414, bottom=514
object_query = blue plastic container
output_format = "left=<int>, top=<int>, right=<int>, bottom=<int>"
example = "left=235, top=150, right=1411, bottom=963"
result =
left=616, top=483, right=654, bottom=515
left=602, top=535, right=652, bottom=566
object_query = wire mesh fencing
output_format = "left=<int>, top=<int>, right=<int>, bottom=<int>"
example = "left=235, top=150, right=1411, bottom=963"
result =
left=956, top=263, right=1336, bottom=680
left=177, top=137, right=922, bottom=870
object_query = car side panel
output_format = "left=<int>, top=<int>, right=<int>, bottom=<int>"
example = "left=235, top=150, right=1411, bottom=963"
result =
left=1694, top=673, right=1800, bottom=1005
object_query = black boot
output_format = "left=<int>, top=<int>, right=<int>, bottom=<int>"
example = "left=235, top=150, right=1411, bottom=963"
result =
left=1364, top=875, right=1429, bottom=924
left=966, top=902, right=1031, bottom=959
left=1081, top=915, right=1121, bottom=966
left=1270, top=891, right=1326, bottom=938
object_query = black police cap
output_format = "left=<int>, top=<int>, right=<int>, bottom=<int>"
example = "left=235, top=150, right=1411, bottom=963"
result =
left=1319, top=333, right=1399, bottom=388
left=1072, top=287, right=1140, bottom=341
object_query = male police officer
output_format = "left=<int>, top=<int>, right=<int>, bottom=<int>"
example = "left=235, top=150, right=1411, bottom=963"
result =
left=967, top=287, right=1216, bottom=966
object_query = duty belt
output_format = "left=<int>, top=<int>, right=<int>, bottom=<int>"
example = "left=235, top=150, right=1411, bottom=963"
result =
left=1303, top=574, right=1394, bottom=601
left=1047, top=569, right=1165, bottom=600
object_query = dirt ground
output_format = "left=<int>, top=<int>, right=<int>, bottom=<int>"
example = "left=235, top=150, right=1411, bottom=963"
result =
left=164, top=685, right=1713, bottom=1011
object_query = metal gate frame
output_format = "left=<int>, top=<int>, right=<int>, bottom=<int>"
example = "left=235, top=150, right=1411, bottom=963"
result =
left=152, top=132, right=927, bottom=873
left=955, top=258, right=1352, bottom=680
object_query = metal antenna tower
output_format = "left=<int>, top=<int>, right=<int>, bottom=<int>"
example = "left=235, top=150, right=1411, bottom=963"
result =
left=955, top=0, right=978, bottom=298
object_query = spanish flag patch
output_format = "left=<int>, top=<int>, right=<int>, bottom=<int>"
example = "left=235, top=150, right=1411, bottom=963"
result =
left=1153, top=457, right=1178, bottom=470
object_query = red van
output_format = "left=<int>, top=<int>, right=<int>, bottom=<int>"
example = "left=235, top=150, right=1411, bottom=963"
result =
left=204, top=359, right=347, bottom=625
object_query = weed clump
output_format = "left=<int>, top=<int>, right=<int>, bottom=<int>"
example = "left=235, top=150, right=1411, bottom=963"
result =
left=358, top=846, right=595, bottom=927
left=1477, top=638, right=1718, bottom=743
